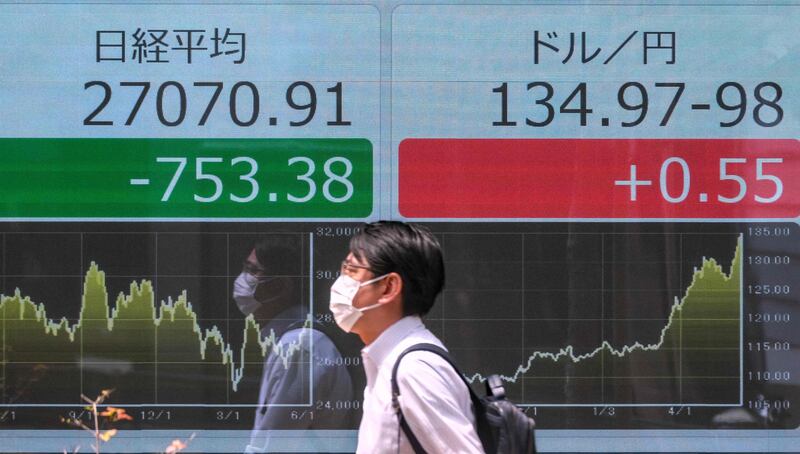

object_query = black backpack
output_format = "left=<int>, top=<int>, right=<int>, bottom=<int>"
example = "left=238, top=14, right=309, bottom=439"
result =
left=391, top=343, right=536, bottom=454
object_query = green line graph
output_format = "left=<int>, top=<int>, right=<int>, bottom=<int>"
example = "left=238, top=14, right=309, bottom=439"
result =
left=467, top=237, right=741, bottom=385
left=1, top=263, right=310, bottom=406
left=440, top=232, right=744, bottom=407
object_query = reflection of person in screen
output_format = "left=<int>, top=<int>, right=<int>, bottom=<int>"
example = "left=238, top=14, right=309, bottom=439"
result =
left=233, top=237, right=354, bottom=453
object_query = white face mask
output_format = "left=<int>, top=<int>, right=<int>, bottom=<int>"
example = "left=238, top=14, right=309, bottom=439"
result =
left=329, top=273, right=388, bottom=332
left=232, top=272, right=265, bottom=316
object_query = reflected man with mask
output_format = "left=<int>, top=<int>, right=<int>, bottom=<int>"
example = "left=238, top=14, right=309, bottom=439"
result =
left=233, top=236, right=354, bottom=453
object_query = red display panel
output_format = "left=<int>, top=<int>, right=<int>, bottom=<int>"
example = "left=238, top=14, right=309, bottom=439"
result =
left=399, top=139, right=800, bottom=219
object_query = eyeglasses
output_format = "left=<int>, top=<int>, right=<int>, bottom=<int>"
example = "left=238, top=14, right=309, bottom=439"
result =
left=340, top=260, right=374, bottom=275
left=242, top=260, right=267, bottom=276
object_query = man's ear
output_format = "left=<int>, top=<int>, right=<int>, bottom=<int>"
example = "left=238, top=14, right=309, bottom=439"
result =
left=378, top=272, right=403, bottom=303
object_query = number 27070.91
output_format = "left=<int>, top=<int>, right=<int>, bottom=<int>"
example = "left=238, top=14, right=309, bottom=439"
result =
left=84, top=81, right=350, bottom=127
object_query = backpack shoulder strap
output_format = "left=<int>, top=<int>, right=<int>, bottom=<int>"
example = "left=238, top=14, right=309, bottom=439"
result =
left=390, top=343, right=484, bottom=454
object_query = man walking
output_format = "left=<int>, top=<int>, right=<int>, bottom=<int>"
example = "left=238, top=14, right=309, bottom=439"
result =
left=329, top=221, right=484, bottom=453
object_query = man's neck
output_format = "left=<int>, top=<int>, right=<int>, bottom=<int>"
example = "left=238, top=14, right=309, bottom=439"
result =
left=358, top=314, right=403, bottom=346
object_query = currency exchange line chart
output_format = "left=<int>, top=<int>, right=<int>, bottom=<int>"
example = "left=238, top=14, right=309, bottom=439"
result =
left=426, top=228, right=745, bottom=408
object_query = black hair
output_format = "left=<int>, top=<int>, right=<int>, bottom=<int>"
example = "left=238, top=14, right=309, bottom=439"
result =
left=349, top=221, right=444, bottom=316
left=253, top=235, right=302, bottom=276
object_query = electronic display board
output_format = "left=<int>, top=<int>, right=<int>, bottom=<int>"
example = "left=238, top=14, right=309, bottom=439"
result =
left=0, top=2, right=797, bottom=453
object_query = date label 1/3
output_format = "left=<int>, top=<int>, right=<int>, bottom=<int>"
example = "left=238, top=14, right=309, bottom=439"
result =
left=0, top=138, right=372, bottom=219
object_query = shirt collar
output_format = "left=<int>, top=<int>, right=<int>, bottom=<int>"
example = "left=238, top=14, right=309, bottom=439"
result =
left=362, top=315, right=424, bottom=372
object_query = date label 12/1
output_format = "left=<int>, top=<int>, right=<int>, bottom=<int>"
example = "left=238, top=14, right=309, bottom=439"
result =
left=0, top=138, right=372, bottom=219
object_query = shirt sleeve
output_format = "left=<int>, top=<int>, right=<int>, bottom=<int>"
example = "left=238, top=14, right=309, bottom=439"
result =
left=396, top=351, right=485, bottom=454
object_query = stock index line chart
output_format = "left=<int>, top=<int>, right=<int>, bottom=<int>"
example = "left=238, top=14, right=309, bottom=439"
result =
left=0, top=228, right=317, bottom=408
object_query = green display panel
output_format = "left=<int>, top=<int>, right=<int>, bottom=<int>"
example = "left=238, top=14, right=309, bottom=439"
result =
left=0, top=139, right=372, bottom=219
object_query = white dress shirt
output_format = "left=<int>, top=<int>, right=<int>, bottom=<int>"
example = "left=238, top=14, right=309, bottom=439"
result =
left=357, top=316, right=484, bottom=454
